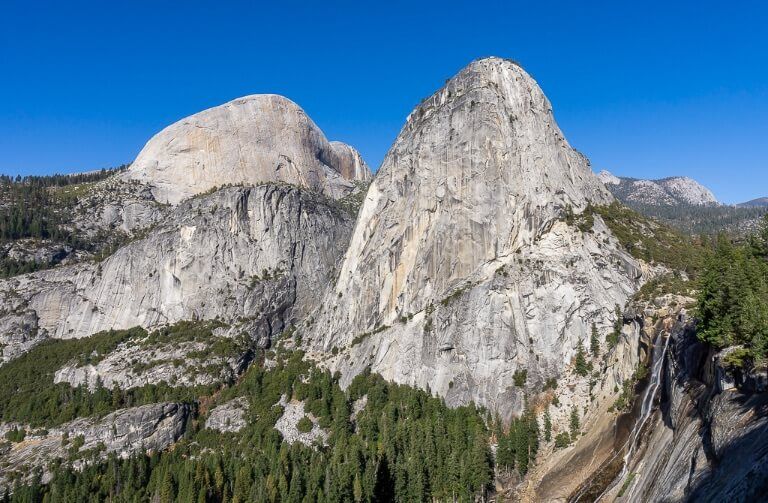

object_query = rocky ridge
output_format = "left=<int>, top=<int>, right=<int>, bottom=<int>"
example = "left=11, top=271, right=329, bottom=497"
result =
left=598, top=170, right=719, bottom=207
left=0, top=402, right=188, bottom=488
left=738, top=196, right=768, bottom=208
left=53, top=333, right=249, bottom=391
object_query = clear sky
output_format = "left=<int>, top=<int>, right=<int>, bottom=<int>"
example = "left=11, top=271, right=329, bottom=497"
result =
left=1, top=1, right=766, bottom=203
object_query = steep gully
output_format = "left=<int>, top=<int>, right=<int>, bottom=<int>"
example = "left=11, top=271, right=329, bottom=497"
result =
left=570, top=329, right=671, bottom=502
left=568, top=298, right=768, bottom=502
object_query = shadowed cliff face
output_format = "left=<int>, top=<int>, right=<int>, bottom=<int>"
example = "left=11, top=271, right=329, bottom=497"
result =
left=0, top=185, right=356, bottom=364
left=0, top=402, right=189, bottom=489
left=618, top=322, right=768, bottom=502
left=307, top=57, right=648, bottom=419
left=125, top=94, right=372, bottom=205
left=553, top=296, right=768, bottom=503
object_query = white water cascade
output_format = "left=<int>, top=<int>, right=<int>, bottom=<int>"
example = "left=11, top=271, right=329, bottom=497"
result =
left=613, top=332, right=671, bottom=488
left=573, top=331, right=671, bottom=503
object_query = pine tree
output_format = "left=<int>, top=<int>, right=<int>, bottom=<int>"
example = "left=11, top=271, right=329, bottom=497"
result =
left=544, top=410, right=552, bottom=442
left=555, top=432, right=571, bottom=449
left=159, top=470, right=175, bottom=503
left=214, top=464, right=225, bottom=499
left=197, top=486, right=208, bottom=503
left=590, top=323, right=600, bottom=356
left=467, top=436, right=491, bottom=497
left=232, top=466, right=251, bottom=503
left=353, top=473, right=363, bottom=502
left=569, top=406, right=580, bottom=439
left=496, top=425, right=514, bottom=472
left=575, top=340, right=589, bottom=376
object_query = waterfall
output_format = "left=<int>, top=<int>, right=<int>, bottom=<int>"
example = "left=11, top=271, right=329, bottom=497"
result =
left=595, top=332, right=670, bottom=502
left=620, top=332, right=671, bottom=475
left=571, top=332, right=671, bottom=503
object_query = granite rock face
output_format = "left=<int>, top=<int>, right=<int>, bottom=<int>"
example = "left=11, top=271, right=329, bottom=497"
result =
left=125, top=94, right=372, bottom=205
left=328, top=141, right=372, bottom=182
left=307, top=57, right=647, bottom=419
left=2, top=240, right=78, bottom=267
left=274, top=398, right=329, bottom=447
left=598, top=170, right=719, bottom=207
left=205, top=397, right=249, bottom=433
left=53, top=336, right=248, bottom=391
left=596, top=300, right=768, bottom=502
left=69, top=177, right=167, bottom=237
left=0, top=403, right=188, bottom=489
left=0, top=184, right=355, bottom=363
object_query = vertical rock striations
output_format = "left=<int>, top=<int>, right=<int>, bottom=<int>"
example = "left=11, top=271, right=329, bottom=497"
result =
left=307, top=57, right=646, bottom=418
left=0, top=185, right=354, bottom=361
left=0, top=94, right=370, bottom=363
left=618, top=312, right=768, bottom=502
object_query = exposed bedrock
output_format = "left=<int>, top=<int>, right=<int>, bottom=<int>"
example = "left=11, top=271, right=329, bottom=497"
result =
left=306, top=57, right=650, bottom=420
left=0, top=184, right=355, bottom=363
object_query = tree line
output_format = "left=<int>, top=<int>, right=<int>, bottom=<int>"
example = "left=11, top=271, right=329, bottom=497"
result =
left=4, top=350, right=499, bottom=502
left=696, top=215, right=768, bottom=367
left=0, top=166, right=126, bottom=277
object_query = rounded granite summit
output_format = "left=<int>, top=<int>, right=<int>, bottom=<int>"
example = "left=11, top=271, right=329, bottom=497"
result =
left=307, top=56, right=638, bottom=421
left=126, top=94, right=371, bottom=204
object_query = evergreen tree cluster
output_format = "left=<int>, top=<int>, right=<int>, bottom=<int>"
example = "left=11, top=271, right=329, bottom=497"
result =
left=0, top=168, right=123, bottom=242
left=0, top=169, right=124, bottom=190
left=696, top=216, right=768, bottom=364
left=5, top=350, right=494, bottom=502
left=494, top=405, right=540, bottom=476
left=594, top=203, right=705, bottom=276
left=0, top=166, right=126, bottom=277
left=616, top=199, right=767, bottom=236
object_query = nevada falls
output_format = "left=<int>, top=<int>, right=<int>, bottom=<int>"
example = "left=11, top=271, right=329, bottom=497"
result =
left=0, top=57, right=766, bottom=502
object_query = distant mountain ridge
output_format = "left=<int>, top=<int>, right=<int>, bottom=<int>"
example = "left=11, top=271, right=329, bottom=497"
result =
left=597, top=170, right=719, bottom=206
left=597, top=170, right=766, bottom=235
left=738, top=197, right=768, bottom=208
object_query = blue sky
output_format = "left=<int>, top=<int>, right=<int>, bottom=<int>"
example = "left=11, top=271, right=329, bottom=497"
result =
left=1, top=1, right=766, bottom=203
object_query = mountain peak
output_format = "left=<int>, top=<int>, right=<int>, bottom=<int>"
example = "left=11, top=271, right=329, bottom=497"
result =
left=598, top=170, right=622, bottom=185
left=307, top=57, right=636, bottom=418
left=461, top=56, right=524, bottom=75
left=737, top=196, right=768, bottom=208
left=126, top=94, right=371, bottom=204
left=396, top=58, right=610, bottom=206
left=599, top=171, right=719, bottom=206
left=657, top=176, right=718, bottom=205
left=406, top=57, right=548, bottom=127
